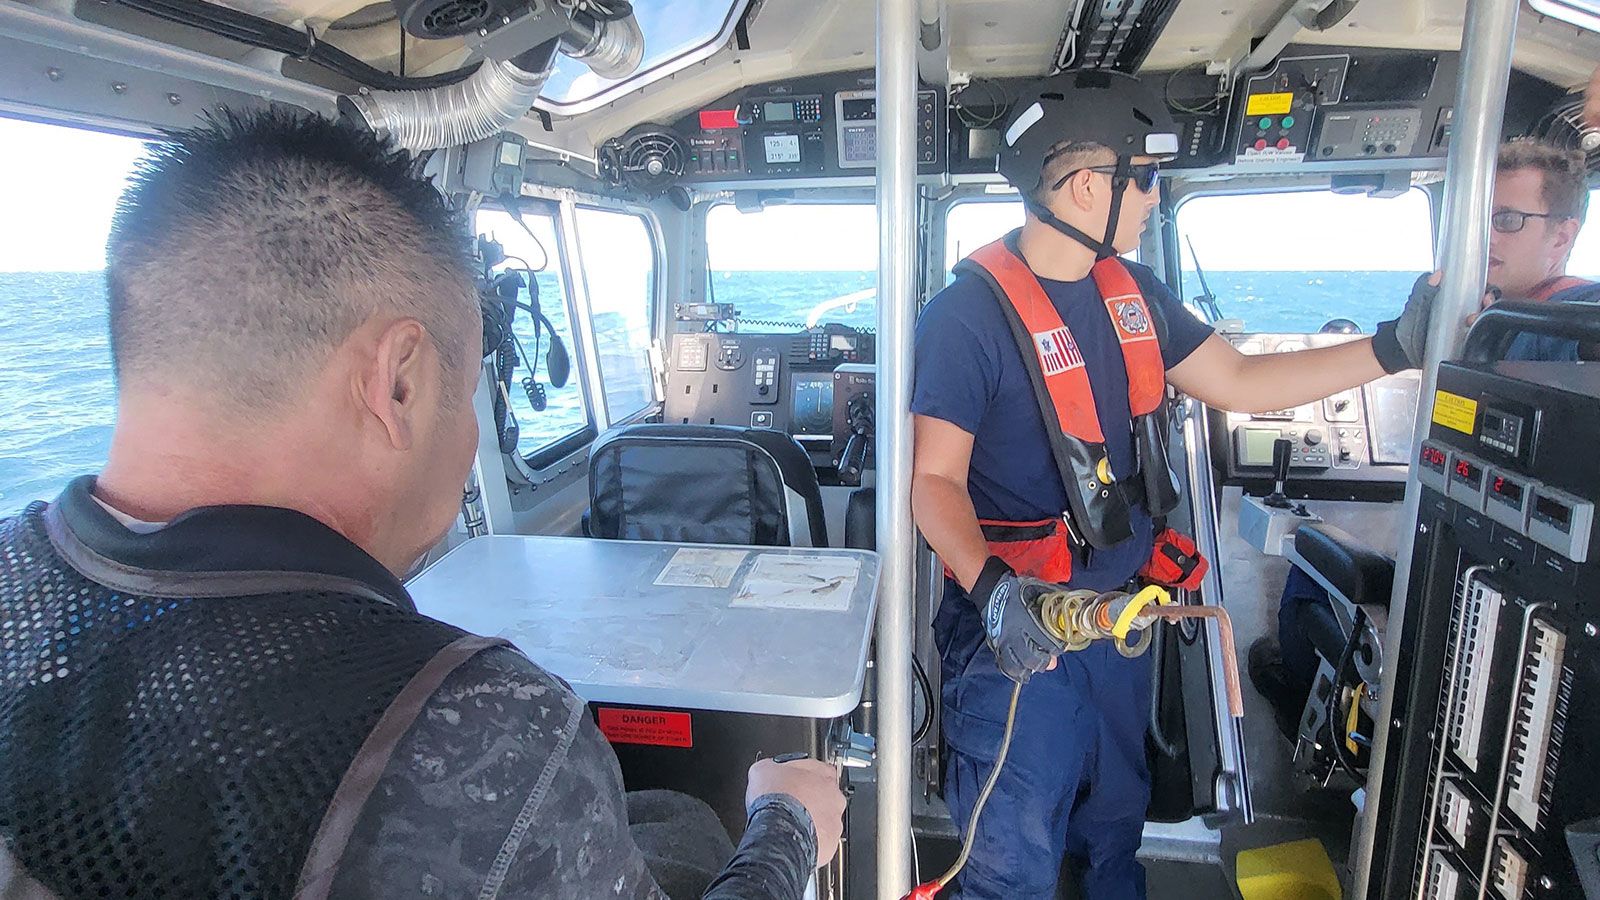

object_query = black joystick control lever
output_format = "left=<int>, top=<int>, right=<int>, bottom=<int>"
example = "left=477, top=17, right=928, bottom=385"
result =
left=837, top=392, right=875, bottom=487
left=1263, top=437, right=1294, bottom=509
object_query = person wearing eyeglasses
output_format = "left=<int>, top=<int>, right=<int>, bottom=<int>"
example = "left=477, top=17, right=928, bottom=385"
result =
left=909, top=70, right=1440, bottom=899
left=1251, top=138, right=1594, bottom=747
left=1479, top=139, right=1597, bottom=360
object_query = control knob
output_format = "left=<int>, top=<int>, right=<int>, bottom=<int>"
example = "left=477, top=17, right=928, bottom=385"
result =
left=1304, top=429, right=1324, bottom=446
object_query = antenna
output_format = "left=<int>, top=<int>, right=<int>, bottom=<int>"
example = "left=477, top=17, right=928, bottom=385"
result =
left=1185, top=235, right=1223, bottom=323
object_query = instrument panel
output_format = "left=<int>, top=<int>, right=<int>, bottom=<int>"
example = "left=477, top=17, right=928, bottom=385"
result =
left=1209, top=333, right=1420, bottom=498
left=663, top=327, right=876, bottom=466
left=673, top=71, right=945, bottom=184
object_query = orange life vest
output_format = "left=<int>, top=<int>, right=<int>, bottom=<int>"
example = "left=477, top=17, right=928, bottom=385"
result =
left=952, top=233, right=1180, bottom=554
left=1531, top=275, right=1593, bottom=301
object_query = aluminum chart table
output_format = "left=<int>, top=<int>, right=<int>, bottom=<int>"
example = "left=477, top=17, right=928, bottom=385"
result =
left=406, top=535, right=881, bottom=718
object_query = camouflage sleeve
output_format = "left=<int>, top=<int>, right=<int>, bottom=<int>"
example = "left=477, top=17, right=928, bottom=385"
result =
left=332, top=646, right=665, bottom=899
left=335, top=647, right=819, bottom=900
left=701, top=794, right=818, bottom=900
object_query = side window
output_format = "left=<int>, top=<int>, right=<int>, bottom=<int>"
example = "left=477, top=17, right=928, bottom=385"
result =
left=575, top=207, right=656, bottom=423
left=705, top=203, right=877, bottom=329
left=1567, top=188, right=1600, bottom=279
left=945, top=200, right=1025, bottom=274
left=0, top=119, right=149, bottom=516
left=1176, top=188, right=1434, bottom=332
left=944, top=198, right=1138, bottom=279
left=475, top=207, right=592, bottom=462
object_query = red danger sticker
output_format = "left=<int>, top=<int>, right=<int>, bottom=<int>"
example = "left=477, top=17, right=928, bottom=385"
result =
left=597, top=708, right=693, bottom=748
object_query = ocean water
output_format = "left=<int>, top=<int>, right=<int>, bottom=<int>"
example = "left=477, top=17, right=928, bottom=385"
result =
left=0, top=268, right=1417, bottom=517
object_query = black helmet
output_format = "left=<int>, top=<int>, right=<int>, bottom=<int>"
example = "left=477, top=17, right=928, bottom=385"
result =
left=997, top=69, right=1180, bottom=195
left=993, top=70, right=1179, bottom=260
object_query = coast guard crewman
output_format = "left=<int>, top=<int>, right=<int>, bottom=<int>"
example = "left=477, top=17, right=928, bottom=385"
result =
left=909, top=70, right=1439, bottom=898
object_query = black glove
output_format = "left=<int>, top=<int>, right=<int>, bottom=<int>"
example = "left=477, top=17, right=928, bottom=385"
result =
left=971, top=557, right=1067, bottom=684
left=1372, top=272, right=1439, bottom=373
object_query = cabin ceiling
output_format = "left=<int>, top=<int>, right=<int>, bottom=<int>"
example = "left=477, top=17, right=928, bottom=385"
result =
left=15, top=0, right=1600, bottom=153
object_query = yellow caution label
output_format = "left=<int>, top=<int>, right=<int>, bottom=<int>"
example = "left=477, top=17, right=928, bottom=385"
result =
left=1246, top=92, right=1294, bottom=116
left=1432, top=390, right=1479, bottom=434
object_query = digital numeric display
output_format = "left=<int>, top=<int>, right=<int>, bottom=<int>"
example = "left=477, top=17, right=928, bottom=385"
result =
left=1535, top=494, right=1572, bottom=530
left=1421, top=445, right=1447, bottom=470
left=1489, top=474, right=1524, bottom=506
left=1452, top=457, right=1482, bottom=486
left=763, top=133, right=802, bottom=164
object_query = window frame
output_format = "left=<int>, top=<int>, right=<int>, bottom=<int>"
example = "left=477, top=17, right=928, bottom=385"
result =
left=572, top=203, right=661, bottom=427
left=532, top=0, right=756, bottom=116
left=941, top=195, right=1027, bottom=275
left=473, top=198, right=598, bottom=473
left=1170, top=182, right=1437, bottom=328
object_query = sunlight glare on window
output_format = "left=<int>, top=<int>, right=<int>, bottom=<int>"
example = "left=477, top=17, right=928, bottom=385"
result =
left=575, top=208, right=655, bottom=423
left=1566, top=188, right=1600, bottom=280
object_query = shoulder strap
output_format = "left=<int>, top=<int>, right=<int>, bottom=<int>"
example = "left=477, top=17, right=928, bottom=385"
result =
left=1088, top=257, right=1166, bottom=417
left=295, top=635, right=512, bottom=900
left=954, top=235, right=1134, bottom=549
left=959, top=238, right=1106, bottom=442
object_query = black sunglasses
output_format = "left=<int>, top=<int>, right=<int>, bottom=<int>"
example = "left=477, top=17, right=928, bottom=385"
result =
left=1491, top=209, right=1566, bottom=234
left=1052, top=162, right=1162, bottom=194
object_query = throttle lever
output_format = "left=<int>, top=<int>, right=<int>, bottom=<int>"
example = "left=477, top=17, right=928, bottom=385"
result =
left=1264, top=437, right=1294, bottom=509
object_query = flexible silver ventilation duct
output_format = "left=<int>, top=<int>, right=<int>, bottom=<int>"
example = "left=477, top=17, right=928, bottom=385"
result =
left=559, top=8, right=644, bottom=79
left=342, top=52, right=555, bottom=153
left=344, top=6, right=644, bottom=154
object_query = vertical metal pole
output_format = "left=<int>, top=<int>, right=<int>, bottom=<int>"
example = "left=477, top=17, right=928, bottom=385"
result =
left=1350, top=0, right=1520, bottom=894
left=875, top=0, right=917, bottom=892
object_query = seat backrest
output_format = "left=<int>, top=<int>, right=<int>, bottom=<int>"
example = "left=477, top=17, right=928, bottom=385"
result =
left=587, top=424, right=828, bottom=547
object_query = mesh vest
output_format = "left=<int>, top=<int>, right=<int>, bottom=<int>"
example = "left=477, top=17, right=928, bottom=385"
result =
left=0, top=500, right=489, bottom=899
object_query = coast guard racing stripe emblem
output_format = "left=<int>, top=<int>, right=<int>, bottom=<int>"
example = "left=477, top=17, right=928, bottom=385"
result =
left=1033, top=327, right=1083, bottom=376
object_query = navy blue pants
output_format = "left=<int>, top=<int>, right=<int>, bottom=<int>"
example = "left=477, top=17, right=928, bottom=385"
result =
left=935, top=581, right=1153, bottom=899
left=1277, top=565, right=1327, bottom=695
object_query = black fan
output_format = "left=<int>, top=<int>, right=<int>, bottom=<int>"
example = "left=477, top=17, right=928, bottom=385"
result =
left=616, top=125, right=686, bottom=196
left=1530, top=90, right=1600, bottom=174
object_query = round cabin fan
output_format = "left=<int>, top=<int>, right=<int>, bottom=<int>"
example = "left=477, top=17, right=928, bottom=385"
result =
left=612, top=125, right=686, bottom=196
left=1530, top=90, right=1600, bottom=173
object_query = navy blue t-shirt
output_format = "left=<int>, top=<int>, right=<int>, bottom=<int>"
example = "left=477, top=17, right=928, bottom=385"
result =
left=1504, top=281, right=1600, bottom=361
left=912, top=259, right=1213, bottom=591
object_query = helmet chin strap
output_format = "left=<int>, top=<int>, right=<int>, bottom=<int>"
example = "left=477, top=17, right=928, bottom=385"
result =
left=1025, top=156, right=1132, bottom=262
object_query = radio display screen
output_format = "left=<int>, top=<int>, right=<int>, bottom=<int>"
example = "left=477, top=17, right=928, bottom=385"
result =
left=842, top=97, right=875, bottom=120
left=763, top=133, right=802, bottom=164
left=791, top=373, right=834, bottom=436
left=763, top=101, right=795, bottom=122
left=1240, top=427, right=1280, bottom=467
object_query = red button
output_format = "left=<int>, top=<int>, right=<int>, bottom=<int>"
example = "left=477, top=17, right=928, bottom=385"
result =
left=1276, top=138, right=1290, bottom=149
left=1254, top=139, right=1268, bottom=150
